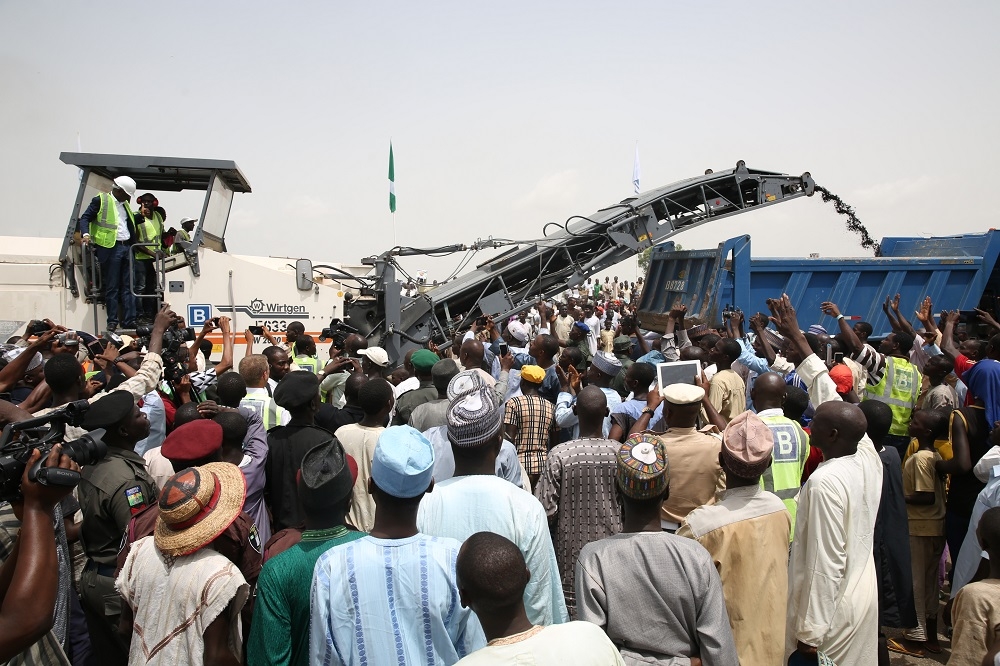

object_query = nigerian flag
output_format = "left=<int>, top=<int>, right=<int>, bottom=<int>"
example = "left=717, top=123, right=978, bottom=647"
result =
left=388, top=142, right=396, bottom=213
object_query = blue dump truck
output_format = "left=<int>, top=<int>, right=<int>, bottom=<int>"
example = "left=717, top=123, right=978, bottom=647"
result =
left=636, top=230, right=1000, bottom=338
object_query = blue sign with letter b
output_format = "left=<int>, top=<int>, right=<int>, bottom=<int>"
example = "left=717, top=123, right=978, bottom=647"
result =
left=188, top=304, right=212, bottom=326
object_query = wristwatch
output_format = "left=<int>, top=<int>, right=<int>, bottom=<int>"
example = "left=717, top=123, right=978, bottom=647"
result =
left=641, top=407, right=656, bottom=415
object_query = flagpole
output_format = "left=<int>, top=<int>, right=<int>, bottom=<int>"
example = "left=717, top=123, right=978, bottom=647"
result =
left=392, top=211, right=397, bottom=247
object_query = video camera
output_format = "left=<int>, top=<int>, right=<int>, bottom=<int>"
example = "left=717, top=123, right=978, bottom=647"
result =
left=0, top=400, right=108, bottom=503
left=135, top=322, right=196, bottom=384
left=319, top=319, right=358, bottom=348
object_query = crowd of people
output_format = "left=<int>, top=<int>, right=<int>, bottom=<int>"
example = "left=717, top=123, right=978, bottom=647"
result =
left=0, top=274, right=999, bottom=666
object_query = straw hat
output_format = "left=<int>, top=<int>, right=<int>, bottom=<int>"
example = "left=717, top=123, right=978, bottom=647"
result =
left=154, top=462, right=246, bottom=557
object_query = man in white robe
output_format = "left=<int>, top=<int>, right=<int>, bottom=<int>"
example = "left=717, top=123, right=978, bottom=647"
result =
left=769, top=295, right=882, bottom=666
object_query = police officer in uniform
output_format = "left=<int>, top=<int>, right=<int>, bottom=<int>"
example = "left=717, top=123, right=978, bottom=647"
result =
left=77, top=390, right=156, bottom=666
left=628, top=384, right=725, bottom=532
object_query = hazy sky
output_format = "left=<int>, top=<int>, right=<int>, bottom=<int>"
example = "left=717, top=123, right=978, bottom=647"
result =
left=2, top=1, right=998, bottom=283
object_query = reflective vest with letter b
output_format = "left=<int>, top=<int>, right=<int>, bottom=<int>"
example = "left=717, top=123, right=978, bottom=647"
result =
left=240, top=393, right=288, bottom=431
left=864, top=356, right=921, bottom=437
left=759, top=411, right=810, bottom=534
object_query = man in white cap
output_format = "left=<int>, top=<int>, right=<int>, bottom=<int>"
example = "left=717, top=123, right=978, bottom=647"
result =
left=171, top=216, right=197, bottom=253
left=357, top=346, right=390, bottom=379
left=310, top=425, right=486, bottom=665
left=677, top=411, right=791, bottom=666
left=418, top=386, right=568, bottom=626
left=78, top=175, right=140, bottom=331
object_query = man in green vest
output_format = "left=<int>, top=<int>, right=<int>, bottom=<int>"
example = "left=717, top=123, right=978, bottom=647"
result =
left=753, top=371, right=810, bottom=533
left=133, top=193, right=165, bottom=323
left=293, top=335, right=320, bottom=374
left=823, top=300, right=922, bottom=458
left=78, top=176, right=139, bottom=331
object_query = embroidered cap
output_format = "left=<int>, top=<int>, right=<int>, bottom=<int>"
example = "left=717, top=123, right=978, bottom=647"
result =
left=591, top=351, right=623, bottom=377
left=506, top=321, right=529, bottom=343
left=616, top=433, right=669, bottom=500
left=447, top=386, right=503, bottom=448
left=721, top=410, right=774, bottom=479
left=447, top=369, right=487, bottom=401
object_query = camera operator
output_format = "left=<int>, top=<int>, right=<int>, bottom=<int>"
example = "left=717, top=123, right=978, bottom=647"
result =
left=319, top=333, right=368, bottom=408
left=31, top=306, right=177, bottom=442
left=0, top=330, right=56, bottom=405
left=0, top=446, right=81, bottom=662
left=160, top=316, right=234, bottom=407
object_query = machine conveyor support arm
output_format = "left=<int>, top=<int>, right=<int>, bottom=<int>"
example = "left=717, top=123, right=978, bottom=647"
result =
left=350, top=161, right=815, bottom=363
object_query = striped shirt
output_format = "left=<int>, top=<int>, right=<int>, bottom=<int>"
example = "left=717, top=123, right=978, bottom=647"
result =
left=533, top=438, right=622, bottom=618
left=309, top=534, right=486, bottom=666
left=503, top=394, right=556, bottom=475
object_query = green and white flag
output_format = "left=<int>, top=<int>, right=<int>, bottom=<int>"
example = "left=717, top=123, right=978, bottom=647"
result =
left=388, top=142, right=396, bottom=213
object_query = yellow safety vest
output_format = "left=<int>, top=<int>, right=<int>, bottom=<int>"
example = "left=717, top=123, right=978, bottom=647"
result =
left=759, top=412, right=810, bottom=536
left=91, top=192, right=135, bottom=248
left=864, top=356, right=921, bottom=437
left=134, top=211, right=163, bottom=260
left=294, top=356, right=320, bottom=375
left=240, top=393, right=287, bottom=431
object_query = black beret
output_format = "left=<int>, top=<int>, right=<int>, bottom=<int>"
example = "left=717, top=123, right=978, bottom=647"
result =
left=81, top=391, right=135, bottom=431
left=273, top=371, right=320, bottom=409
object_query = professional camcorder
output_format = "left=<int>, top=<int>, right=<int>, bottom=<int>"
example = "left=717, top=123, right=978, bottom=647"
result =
left=319, top=319, right=358, bottom=348
left=0, top=400, right=108, bottom=503
left=135, top=322, right=196, bottom=383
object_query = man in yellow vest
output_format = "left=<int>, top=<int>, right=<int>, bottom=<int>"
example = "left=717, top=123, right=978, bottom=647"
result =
left=78, top=176, right=139, bottom=331
left=823, top=300, right=922, bottom=458
left=133, top=193, right=165, bottom=323
left=753, top=371, right=810, bottom=533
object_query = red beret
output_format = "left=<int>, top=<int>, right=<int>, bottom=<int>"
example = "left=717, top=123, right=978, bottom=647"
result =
left=161, top=420, right=223, bottom=463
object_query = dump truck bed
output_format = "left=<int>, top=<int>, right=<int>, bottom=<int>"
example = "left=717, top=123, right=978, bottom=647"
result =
left=637, top=231, right=1000, bottom=338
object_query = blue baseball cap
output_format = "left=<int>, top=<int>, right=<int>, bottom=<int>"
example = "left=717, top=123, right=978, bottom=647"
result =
left=371, top=426, right=436, bottom=499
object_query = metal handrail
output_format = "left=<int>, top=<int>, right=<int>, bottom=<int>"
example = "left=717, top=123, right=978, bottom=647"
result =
left=128, top=243, right=166, bottom=302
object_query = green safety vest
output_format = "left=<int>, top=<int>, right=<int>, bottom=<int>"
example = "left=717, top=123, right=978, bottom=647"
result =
left=240, top=393, right=287, bottom=431
left=134, top=211, right=163, bottom=260
left=90, top=192, right=136, bottom=248
left=864, top=356, right=921, bottom=437
left=295, top=356, right=320, bottom=374
left=759, top=412, right=810, bottom=535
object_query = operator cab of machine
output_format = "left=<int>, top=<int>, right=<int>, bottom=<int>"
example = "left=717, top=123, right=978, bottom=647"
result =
left=58, top=152, right=252, bottom=302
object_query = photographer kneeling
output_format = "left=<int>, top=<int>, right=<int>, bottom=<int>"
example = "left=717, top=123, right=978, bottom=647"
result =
left=0, top=447, right=81, bottom=661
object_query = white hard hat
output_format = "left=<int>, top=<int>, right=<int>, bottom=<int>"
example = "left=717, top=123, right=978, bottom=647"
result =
left=112, top=176, right=137, bottom=197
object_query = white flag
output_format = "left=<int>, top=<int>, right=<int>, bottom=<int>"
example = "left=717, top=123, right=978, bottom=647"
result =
left=632, top=143, right=641, bottom=194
